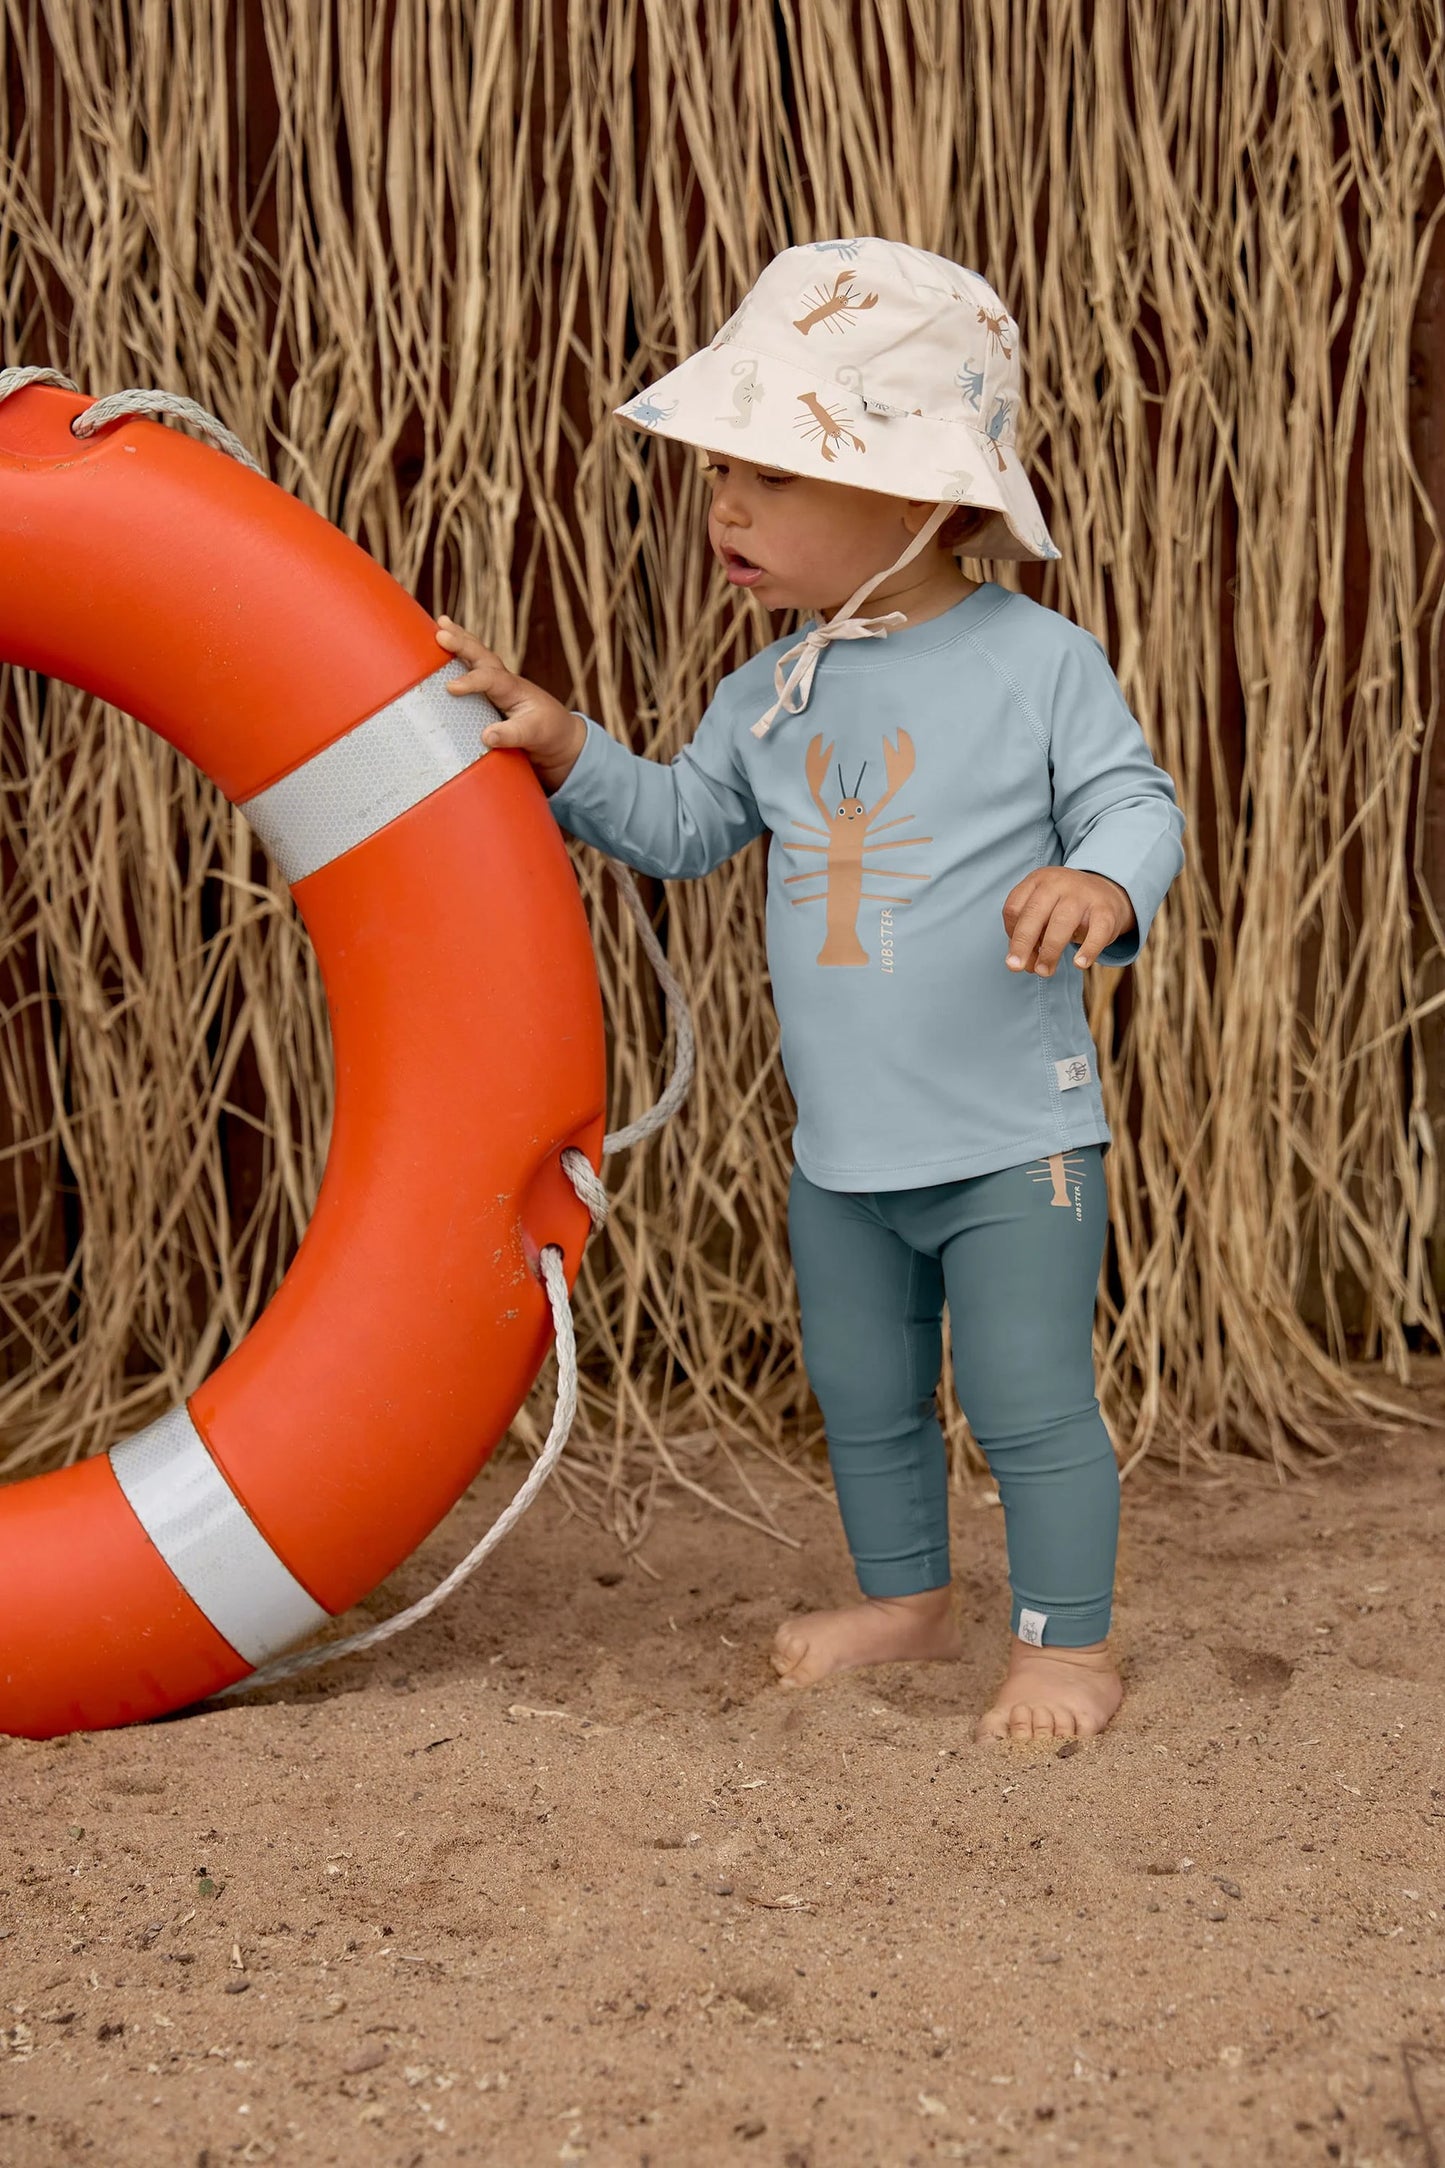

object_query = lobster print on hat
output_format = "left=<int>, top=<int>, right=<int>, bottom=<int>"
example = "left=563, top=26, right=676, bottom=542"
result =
left=791, top=267, right=880, bottom=335
left=976, top=305, right=1014, bottom=358
left=794, top=390, right=869, bottom=464
left=786, top=731, right=932, bottom=966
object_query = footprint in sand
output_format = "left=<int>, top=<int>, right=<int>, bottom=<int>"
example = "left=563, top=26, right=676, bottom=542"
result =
left=1210, top=1644, right=1296, bottom=1700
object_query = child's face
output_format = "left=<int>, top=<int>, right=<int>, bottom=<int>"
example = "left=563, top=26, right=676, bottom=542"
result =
left=701, top=454, right=947, bottom=617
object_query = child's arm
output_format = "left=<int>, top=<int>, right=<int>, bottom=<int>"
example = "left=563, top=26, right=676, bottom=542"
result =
left=1021, top=628, right=1187, bottom=971
left=434, top=619, right=764, bottom=879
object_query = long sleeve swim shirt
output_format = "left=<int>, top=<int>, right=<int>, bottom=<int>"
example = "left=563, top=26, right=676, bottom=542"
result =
left=548, top=581, right=1186, bottom=1193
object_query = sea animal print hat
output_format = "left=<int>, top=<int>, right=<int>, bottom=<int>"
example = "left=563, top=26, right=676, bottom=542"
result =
left=614, top=236, right=1061, bottom=738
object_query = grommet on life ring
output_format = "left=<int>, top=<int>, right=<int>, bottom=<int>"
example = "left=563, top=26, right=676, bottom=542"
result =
left=0, top=380, right=607, bottom=1741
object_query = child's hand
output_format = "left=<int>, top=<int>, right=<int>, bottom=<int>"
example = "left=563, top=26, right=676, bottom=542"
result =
left=1002, top=868, right=1137, bottom=975
left=434, top=617, right=588, bottom=794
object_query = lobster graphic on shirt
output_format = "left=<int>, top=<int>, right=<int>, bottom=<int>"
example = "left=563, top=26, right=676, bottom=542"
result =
left=785, top=731, right=932, bottom=965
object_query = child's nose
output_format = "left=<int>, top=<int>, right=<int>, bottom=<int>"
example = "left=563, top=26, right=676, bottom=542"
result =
left=710, top=475, right=748, bottom=519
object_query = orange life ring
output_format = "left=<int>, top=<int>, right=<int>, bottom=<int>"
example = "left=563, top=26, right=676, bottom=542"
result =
left=0, top=382, right=606, bottom=1740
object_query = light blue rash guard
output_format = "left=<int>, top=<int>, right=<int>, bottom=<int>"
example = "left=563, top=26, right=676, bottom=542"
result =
left=548, top=581, right=1186, bottom=1192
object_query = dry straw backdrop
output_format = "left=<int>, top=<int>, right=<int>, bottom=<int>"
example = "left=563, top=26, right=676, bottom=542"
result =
left=2, top=0, right=1444, bottom=1558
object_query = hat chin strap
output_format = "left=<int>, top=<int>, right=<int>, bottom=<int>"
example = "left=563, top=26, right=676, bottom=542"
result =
left=749, top=500, right=956, bottom=739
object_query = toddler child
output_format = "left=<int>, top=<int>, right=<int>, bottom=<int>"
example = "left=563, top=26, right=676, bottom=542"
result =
left=436, top=238, right=1186, bottom=1744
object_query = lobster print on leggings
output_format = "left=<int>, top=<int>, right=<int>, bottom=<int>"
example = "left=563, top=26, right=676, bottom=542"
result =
left=1030, top=1149, right=1091, bottom=1222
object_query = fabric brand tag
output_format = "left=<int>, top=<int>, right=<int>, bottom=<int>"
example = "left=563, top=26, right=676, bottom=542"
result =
left=1018, top=1609, right=1048, bottom=1647
left=1054, top=1054, right=1092, bottom=1092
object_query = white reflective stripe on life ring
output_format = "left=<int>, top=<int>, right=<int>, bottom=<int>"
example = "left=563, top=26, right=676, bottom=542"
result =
left=109, top=1406, right=331, bottom=1667
left=239, top=659, right=503, bottom=884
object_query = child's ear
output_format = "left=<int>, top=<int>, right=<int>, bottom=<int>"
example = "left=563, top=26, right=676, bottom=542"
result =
left=940, top=503, right=989, bottom=550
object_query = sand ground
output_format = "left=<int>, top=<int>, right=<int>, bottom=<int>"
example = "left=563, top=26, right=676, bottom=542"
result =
left=3, top=1357, right=1444, bottom=2168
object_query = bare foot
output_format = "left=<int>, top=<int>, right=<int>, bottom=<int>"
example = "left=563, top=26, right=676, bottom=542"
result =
left=975, top=1637, right=1123, bottom=1744
left=770, top=1586, right=963, bottom=1690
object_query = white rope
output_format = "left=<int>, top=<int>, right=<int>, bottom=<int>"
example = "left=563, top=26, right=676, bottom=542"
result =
left=596, top=857, right=696, bottom=1154
left=222, top=861, right=694, bottom=1695
left=69, top=388, right=264, bottom=473
left=0, top=367, right=263, bottom=473
left=0, top=365, right=78, bottom=400
left=2, top=362, right=697, bottom=1698
left=215, top=1242, right=580, bottom=1693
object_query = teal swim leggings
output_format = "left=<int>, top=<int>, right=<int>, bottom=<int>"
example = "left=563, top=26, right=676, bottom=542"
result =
left=787, top=1146, right=1118, bottom=1647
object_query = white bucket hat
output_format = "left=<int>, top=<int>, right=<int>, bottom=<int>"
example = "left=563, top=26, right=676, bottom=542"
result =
left=613, top=236, right=1060, bottom=736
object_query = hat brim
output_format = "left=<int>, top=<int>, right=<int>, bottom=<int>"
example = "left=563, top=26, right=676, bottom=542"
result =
left=613, top=341, right=1059, bottom=564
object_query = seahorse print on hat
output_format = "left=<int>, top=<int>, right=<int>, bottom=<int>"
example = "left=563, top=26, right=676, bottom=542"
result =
left=717, top=358, right=764, bottom=430
left=785, top=730, right=932, bottom=966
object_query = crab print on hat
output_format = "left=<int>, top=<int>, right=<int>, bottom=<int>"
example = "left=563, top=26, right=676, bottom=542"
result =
left=619, top=392, right=679, bottom=429
left=983, top=395, right=1013, bottom=472
left=955, top=358, right=986, bottom=409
